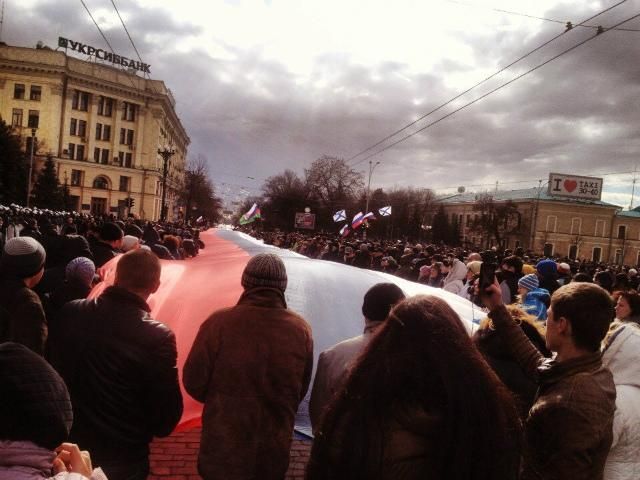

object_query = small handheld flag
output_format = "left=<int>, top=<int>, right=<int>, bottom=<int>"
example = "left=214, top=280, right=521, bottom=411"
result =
left=239, top=203, right=261, bottom=225
left=351, top=212, right=364, bottom=229
left=379, top=206, right=392, bottom=216
left=333, top=209, right=347, bottom=222
left=339, top=224, right=350, bottom=237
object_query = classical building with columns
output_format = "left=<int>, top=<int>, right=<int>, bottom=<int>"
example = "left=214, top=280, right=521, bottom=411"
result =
left=0, top=42, right=189, bottom=220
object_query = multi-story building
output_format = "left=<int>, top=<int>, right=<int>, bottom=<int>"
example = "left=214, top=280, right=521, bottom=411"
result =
left=438, top=187, right=640, bottom=266
left=0, top=42, right=189, bottom=220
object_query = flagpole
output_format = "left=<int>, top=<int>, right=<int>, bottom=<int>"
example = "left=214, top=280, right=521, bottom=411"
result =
left=364, top=160, right=380, bottom=240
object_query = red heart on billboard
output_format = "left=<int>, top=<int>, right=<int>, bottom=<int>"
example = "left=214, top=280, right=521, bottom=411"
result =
left=564, top=180, right=577, bottom=193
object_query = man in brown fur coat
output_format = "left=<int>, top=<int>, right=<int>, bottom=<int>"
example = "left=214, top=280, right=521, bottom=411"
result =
left=183, top=253, right=313, bottom=480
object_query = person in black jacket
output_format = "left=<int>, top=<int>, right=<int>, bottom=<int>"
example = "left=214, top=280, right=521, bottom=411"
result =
left=91, top=222, right=123, bottom=268
left=48, top=249, right=183, bottom=480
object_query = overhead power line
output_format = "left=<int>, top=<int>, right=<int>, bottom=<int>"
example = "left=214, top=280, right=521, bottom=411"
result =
left=109, top=0, right=146, bottom=74
left=79, top=0, right=116, bottom=53
left=347, top=0, right=629, bottom=165
left=349, top=9, right=639, bottom=168
left=444, top=0, right=640, bottom=32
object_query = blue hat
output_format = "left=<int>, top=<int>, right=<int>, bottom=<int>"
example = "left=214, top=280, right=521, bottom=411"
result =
left=536, top=259, right=557, bottom=277
left=518, top=274, right=539, bottom=291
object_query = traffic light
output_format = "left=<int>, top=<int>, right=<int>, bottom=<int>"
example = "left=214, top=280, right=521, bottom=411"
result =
left=126, top=197, right=135, bottom=208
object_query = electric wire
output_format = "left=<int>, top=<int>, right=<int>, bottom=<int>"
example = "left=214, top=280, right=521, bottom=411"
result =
left=443, top=0, right=640, bottom=32
left=347, top=0, right=629, bottom=165
left=79, top=0, right=117, bottom=54
left=349, top=10, right=640, bottom=168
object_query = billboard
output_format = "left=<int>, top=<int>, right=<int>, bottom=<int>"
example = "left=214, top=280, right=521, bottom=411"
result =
left=547, top=173, right=603, bottom=201
left=294, top=212, right=316, bottom=230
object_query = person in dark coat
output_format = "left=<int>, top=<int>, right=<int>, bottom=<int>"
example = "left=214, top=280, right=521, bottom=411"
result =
left=482, top=281, right=616, bottom=480
left=91, top=222, right=123, bottom=268
left=183, top=253, right=313, bottom=480
left=0, top=237, right=47, bottom=355
left=48, top=249, right=183, bottom=480
left=473, top=305, right=551, bottom=417
left=536, top=259, right=561, bottom=295
left=48, top=257, right=96, bottom=317
left=307, top=295, right=521, bottom=480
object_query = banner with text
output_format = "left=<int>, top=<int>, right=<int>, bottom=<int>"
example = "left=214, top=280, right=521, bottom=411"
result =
left=294, top=212, right=316, bottom=230
left=547, top=173, right=603, bottom=201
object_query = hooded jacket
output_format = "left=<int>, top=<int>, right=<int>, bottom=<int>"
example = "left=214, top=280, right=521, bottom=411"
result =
left=602, top=322, right=640, bottom=480
left=442, top=259, right=467, bottom=296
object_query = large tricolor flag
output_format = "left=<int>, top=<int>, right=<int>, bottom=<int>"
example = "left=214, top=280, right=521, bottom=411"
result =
left=333, top=209, right=347, bottom=222
left=239, top=203, right=261, bottom=225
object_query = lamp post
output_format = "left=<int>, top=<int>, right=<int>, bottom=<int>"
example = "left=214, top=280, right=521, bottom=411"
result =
left=363, top=160, right=380, bottom=240
left=26, top=128, right=36, bottom=207
left=158, top=147, right=175, bottom=222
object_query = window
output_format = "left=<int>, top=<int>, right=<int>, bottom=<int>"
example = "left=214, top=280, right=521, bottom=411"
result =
left=595, top=219, right=606, bottom=237
left=29, top=85, right=42, bottom=101
left=78, top=120, right=87, bottom=138
left=101, top=149, right=110, bottom=165
left=593, top=247, right=602, bottom=263
left=120, top=128, right=134, bottom=145
left=117, top=151, right=124, bottom=166
left=119, top=176, right=130, bottom=192
left=102, top=125, right=111, bottom=141
left=544, top=243, right=554, bottom=257
left=27, top=110, right=39, bottom=128
left=124, top=152, right=132, bottom=168
left=466, top=214, right=471, bottom=227
left=545, top=215, right=557, bottom=232
left=71, top=169, right=82, bottom=186
left=569, top=245, right=578, bottom=260
left=68, top=143, right=76, bottom=159
left=14, top=83, right=25, bottom=99
left=76, top=144, right=85, bottom=161
left=26, top=136, right=37, bottom=153
left=122, top=102, right=136, bottom=121
left=571, top=218, right=582, bottom=235
left=11, top=108, right=23, bottom=127
left=93, top=176, right=109, bottom=189
left=637, top=251, right=640, bottom=267
left=93, top=147, right=101, bottom=163
left=615, top=249, right=623, bottom=265
left=72, top=90, right=90, bottom=111
left=70, top=118, right=77, bottom=135
left=618, top=225, right=627, bottom=239
left=97, top=96, right=114, bottom=116
left=95, top=123, right=102, bottom=140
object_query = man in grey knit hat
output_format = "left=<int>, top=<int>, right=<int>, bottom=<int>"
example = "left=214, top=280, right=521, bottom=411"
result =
left=0, top=236, right=48, bottom=355
left=183, top=253, right=314, bottom=480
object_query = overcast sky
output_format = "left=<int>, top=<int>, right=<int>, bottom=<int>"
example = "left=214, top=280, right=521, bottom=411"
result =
left=4, top=0, right=640, bottom=207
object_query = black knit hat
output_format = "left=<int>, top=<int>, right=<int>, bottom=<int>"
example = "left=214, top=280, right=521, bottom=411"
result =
left=100, top=222, right=124, bottom=242
left=0, top=237, right=46, bottom=279
left=241, top=253, right=288, bottom=291
left=362, top=283, right=406, bottom=322
left=0, top=342, right=73, bottom=449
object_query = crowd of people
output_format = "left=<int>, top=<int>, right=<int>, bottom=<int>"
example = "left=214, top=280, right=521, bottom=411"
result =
left=1, top=208, right=639, bottom=480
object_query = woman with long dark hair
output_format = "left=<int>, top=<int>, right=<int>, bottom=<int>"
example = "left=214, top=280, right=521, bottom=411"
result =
left=307, top=295, right=521, bottom=480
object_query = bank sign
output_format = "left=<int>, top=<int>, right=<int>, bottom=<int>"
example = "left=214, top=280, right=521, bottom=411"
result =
left=547, top=172, right=603, bottom=201
left=58, top=37, right=151, bottom=73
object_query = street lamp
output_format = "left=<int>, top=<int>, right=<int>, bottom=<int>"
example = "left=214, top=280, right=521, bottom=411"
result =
left=158, top=146, right=176, bottom=222
left=363, top=160, right=380, bottom=240
left=26, top=128, right=36, bottom=207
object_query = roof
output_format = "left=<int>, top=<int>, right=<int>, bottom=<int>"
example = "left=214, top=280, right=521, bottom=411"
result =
left=617, top=210, right=640, bottom=218
left=437, top=187, right=621, bottom=208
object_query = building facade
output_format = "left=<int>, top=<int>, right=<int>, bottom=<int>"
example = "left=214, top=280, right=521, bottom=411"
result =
left=438, top=187, right=640, bottom=266
left=0, top=43, right=189, bottom=221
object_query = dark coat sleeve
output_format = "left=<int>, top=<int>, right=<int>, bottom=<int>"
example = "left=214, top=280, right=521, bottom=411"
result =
left=144, top=329, right=183, bottom=437
left=489, top=304, right=545, bottom=379
left=13, top=289, right=47, bottom=356
left=183, top=318, right=217, bottom=403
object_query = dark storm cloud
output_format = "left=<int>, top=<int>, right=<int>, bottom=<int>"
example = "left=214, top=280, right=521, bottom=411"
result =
left=5, top=0, right=639, bottom=203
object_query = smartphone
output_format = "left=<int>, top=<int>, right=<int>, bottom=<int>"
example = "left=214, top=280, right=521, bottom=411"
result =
left=479, top=262, right=497, bottom=292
